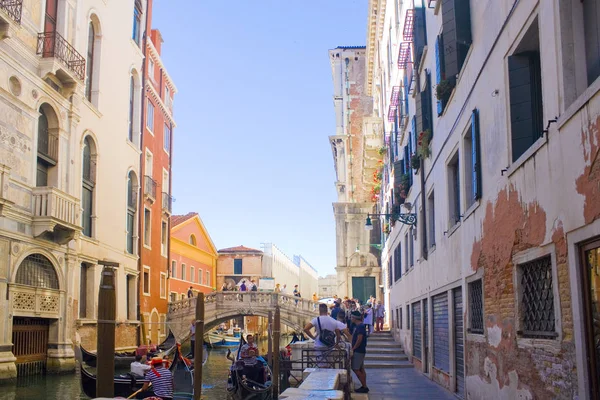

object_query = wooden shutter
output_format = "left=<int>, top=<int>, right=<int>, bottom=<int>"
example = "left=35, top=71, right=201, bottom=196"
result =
left=394, top=244, right=402, bottom=281
left=415, top=90, right=423, bottom=134
left=413, top=6, right=427, bottom=70
left=435, top=34, right=446, bottom=115
left=508, top=52, right=543, bottom=162
left=442, top=0, right=472, bottom=79
left=471, top=109, right=482, bottom=200
left=423, top=72, right=434, bottom=136
left=394, top=161, right=404, bottom=187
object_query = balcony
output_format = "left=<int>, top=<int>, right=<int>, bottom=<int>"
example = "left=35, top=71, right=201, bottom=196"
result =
left=10, top=284, right=61, bottom=318
left=144, top=176, right=157, bottom=202
left=161, top=192, right=172, bottom=215
left=36, top=31, right=85, bottom=95
left=0, top=0, right=23, bottom=39
left=32, top=186, right=81, bottom=244
left=37, top=129, right=59, bottom=165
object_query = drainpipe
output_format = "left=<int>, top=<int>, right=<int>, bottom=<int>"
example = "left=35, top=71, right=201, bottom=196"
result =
left=136, top=0, right=151, bottom=347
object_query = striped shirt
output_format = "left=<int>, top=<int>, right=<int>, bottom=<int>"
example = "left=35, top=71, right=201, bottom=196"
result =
left=144, top=366, right=173, bottom=398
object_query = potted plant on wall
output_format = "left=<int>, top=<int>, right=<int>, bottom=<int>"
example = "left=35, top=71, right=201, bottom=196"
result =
left=383, top=222, right=390, bottom=235
left=417, top=129, right=432, bottom=158
left=435, top=79, right=456, bottom=105
left=378, top=146, right=387, bottom=156
left=410, top=153, right=421, bottom=172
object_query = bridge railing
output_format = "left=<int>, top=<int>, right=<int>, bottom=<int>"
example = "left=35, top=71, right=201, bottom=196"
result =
left=168, top=291, right=320, bottom=315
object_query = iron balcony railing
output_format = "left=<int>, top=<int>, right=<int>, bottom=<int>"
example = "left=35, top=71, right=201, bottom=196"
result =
left=0, top=0, right=23, bottom=24
left=36, top=31, right=86, bottom=81
left=144, top=175, right=156, bottom=200
left=37, top=129, right=59, bottom=164
left=161, top=192, right=172, bottom=214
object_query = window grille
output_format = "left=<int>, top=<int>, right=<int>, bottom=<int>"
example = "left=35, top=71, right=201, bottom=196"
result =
left=468, top=279, right=483, bottom=334
left=16, top=254, right=59, bottom=289
left=519, top=256, right=557, bottom=338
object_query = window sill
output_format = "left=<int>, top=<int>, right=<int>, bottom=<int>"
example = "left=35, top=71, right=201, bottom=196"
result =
left=76, top=319, right=98, bottom=326
left=82, top=98, right=102, bottom=118
left=143, top=244, right=151, bottom=250
left=506, top=136, right=547, bottom=178
left=126, top=139, right=141, bottom=153
left=516, top=336, right=561, bottom=354
left=80, top=236, right=99, bottom=245
left=466, top=333, right=486, bottom=343
left=146, top=128, right=154, bottom=136
left=130, top=39, right=144, bottom=58
left=446, top=221, right=461, bottom=238
left=163, top=148, right=170, bottom=157
left=143, top=291, right=151, bottom=297
left=463, top=200, right=480, bottom=222
left=558, top=75, right=600, bottom=129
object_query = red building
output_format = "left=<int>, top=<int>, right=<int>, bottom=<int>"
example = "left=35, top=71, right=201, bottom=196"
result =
left=138, top=1, right=176, bottom=346
left=170, top=213, right=218, bottom=300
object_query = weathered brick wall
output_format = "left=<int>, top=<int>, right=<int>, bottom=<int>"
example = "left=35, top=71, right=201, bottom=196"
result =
left=78, top=324, right=138, bottom=352
left=467, top=187, right=577, bottom=399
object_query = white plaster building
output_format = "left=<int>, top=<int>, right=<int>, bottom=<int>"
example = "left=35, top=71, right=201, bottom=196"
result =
left=328, top=46, right=383, bottom=304
left=318, top=274, right=337, bottom=298
left=365, top=0, right=600, bottom=398
left=0, top=0, right=146, bottom=379
left=261, top=243, right=319, bottom=297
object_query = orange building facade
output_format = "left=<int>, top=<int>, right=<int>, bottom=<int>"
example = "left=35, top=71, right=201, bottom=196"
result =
left=138, top=10, right=177, bottom=346
left=170, top=213, right=218, bottom=300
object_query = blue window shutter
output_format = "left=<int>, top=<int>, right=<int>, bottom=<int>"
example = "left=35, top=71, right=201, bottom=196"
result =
left=471, top=109, right=482, bottom=200
left=411, top=117, right=417, bottom=154
left=436, top=36, right=442, bottom=115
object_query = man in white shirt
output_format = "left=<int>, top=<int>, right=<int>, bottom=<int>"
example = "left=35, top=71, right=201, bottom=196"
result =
left=130, top=355, right=151, bottom=377
left=304, top=303, right=349, bottom=367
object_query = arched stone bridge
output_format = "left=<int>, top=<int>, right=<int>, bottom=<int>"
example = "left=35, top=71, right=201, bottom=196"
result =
left=166, top=292, right=320, bottom=340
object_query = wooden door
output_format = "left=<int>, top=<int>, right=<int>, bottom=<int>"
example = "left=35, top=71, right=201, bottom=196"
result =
left=581, top=239, right=600, bottom=399
left=12, top=318, right=49, bottom=376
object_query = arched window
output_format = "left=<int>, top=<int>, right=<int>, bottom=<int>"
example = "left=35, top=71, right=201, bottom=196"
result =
left=85, top=22, right=95, bottom=101
left=189, top=235, right=197, bottom=246
left=82, top=137, right=96, bottom=237
left=128, top=76, right=135, bottom=142
left=37, top=104, right=59, bottom=187
left=16, top=254, right=59, bottom=290
left=126, top=171, right=137, bottom=254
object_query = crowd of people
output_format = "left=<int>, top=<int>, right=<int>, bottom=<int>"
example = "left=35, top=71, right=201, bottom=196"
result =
left=303, top=296, right=386, bottom=394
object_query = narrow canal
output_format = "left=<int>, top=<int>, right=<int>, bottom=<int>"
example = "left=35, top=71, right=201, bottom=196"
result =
left=0, top=346, right=238, bottom=400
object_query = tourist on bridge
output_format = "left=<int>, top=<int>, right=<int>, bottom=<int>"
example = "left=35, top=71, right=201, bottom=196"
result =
left=303, top=303, right=348, bottom=367
left=331, top=298, right=343, bottom=321
left=274, top=283, right=281, bottom=293
left=187, top=286, right=194, bottom=298
left=221, top=282, right=228, bottom=291
left=240, top=280, right=247, bottom=291
left=293, top=285, right=301, bottom=305
left=138, top=357, right=174, bottom=399
left=350, top=311, right=369, bottom=394
left=374, top=300, right=385, bottom=332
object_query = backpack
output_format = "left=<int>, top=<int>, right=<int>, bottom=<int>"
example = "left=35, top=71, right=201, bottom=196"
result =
left=251, top=285, right=258, bottom=292
left=316, top=317, right=336, bottom=347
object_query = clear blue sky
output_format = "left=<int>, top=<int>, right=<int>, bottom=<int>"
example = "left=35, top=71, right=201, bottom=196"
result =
left=152, top=0, right=367, bottom=276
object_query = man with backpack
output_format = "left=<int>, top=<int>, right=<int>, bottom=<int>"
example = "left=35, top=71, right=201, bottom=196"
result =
left=303, top=303, right=349, bottom=367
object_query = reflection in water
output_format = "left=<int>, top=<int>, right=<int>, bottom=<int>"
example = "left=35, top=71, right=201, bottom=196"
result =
left=0, top=347, right=236, bottom=400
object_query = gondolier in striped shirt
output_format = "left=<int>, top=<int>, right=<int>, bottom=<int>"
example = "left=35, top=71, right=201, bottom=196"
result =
left=139, top=357, right=174, bottom=399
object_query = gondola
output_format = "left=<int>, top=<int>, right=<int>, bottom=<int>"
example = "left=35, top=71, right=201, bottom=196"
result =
left=173, top=345, right=194, bottom=400
left=80, top=331, right=176, bottom=367
left=226, top=337, right=273, bottom=400
left=79, top=343, right=180, bottom=399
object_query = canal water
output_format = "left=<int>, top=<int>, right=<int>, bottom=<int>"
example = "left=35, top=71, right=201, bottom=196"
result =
left=0, top=346, right=237, bottom=400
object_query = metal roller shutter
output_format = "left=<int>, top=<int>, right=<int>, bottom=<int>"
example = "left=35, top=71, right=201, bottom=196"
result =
left=433, top=293, right=450, bottom=372
left=412, top=301, right=422, bottom=359
left=454, top=288, right=465, bottom=398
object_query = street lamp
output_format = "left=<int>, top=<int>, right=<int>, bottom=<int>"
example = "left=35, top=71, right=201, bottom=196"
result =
left=355, top=243, right=382, bottom=252
left=365, top=211, right=417, bottom=230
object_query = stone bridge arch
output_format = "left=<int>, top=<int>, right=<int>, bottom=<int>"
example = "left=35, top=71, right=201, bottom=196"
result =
left=166, top=292, right=319, bottom=341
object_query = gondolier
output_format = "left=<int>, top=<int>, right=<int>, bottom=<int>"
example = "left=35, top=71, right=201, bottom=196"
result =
left=139, top=357, right=174, bottom=399
left=189, top=319, right=196, bottom=359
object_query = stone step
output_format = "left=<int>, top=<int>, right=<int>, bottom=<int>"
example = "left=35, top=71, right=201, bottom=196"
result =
left=366, top=348, right=405, bottom=355
left=366, top=342, right=401, bottom=348
left=365, top=353, right=409, bottom=361
left=363, top=359, right=414, bottom=368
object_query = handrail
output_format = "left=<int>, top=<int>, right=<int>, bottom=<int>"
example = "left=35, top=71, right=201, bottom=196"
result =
left=36, top=31, right=86, bottom=81
left=0, top=0, right=23, bottom=24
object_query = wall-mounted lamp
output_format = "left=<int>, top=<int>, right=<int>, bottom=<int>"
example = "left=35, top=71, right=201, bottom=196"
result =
left=365, top=212, right=417, bottom=230
left=355, top=243, right=383, bottom=253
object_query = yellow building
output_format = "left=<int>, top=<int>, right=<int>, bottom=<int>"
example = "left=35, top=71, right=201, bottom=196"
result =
left=169, top=213, right=218, bottom=301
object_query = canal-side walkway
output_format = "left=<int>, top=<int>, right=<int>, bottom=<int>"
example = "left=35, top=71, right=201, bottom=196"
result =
left=358, top=367, right=456, bottom=399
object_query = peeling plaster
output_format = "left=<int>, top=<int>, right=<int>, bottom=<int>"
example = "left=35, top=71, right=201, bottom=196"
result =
left=466, top=357, right=533, bottom=400
left=576, top=113, right=600, bottom=224
left=487, top=325, right=502, bottom=348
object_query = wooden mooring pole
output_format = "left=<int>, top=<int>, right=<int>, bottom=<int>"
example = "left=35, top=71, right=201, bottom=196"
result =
left=273, top=306, right=280, bottom=399
left=267, top=310, right=273, bottom=366
left=96, top=262, right=117, bottom=398
left=194, top=293, right=205, bottom=400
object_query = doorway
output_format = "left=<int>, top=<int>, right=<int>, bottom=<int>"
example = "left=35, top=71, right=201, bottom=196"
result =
left=352, top=277, right=376, bottom=304
left=12, top=318, right=50, bottom=376
left=581, top=238, right=600, bottom=399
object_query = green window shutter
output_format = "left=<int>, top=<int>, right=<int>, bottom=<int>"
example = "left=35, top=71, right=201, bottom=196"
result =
left=442, top=0, right=472, bottom=79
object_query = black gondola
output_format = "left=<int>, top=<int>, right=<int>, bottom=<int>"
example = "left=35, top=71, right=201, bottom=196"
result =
left=79, top=344, right=180, bottom=399
left=80, top=331, right=176, bottom=367
left=226, top=337, right=273, bottom=400
left=172, top=347, right=194, bottom=400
